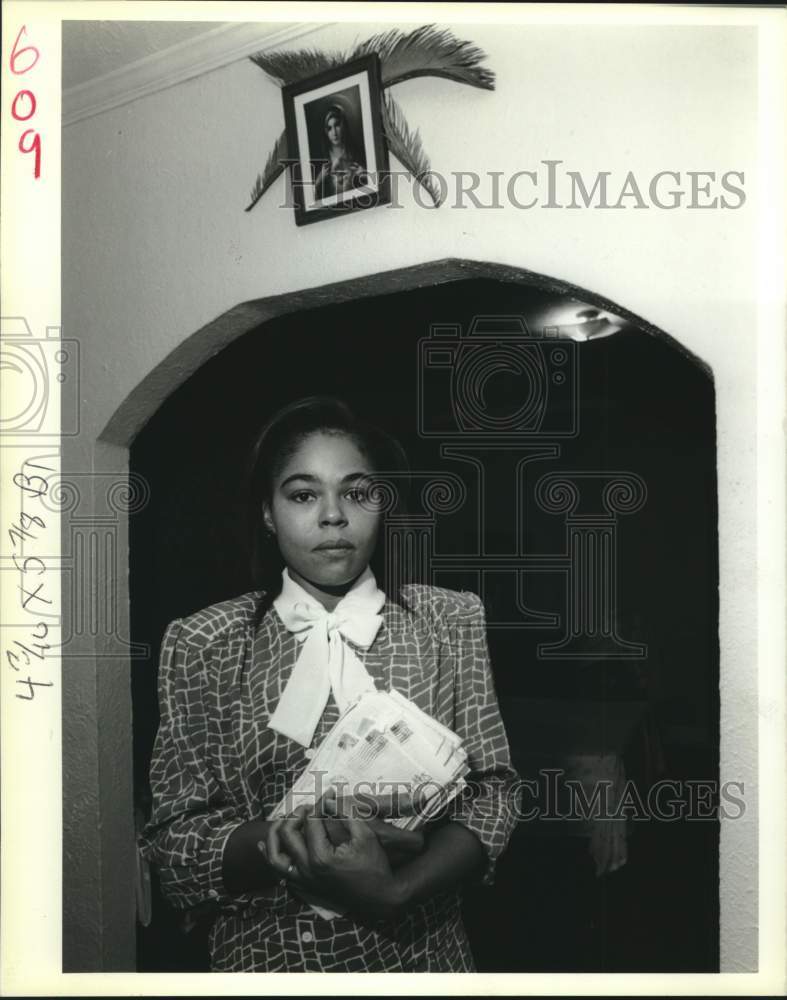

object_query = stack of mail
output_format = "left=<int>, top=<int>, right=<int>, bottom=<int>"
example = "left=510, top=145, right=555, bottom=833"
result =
left=270, top=687, right=469, bottom=827
left=268, top=687, right=469, bottom=919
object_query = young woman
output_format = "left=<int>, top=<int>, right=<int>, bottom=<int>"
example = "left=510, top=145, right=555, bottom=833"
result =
left=140, top=396, right=519, bottom=972
left=313, top=105, right=368, bottom=201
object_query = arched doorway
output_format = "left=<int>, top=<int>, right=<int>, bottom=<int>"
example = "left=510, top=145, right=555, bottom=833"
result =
left=131, top=265, right=718, bottom=971
left=64, top=259, right=718, bottom=970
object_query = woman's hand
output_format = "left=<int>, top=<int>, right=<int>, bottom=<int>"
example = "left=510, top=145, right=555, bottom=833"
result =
left=318, top=792, right=425, bottom=868
left=267, top=804, right=405, bottom=921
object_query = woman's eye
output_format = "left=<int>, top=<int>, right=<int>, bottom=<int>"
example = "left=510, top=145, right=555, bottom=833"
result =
left=346, top=488, right=366, bottom=502
left=290, top=491, right=315, bottom=503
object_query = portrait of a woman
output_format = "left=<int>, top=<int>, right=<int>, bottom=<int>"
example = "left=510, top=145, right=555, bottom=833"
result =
left=313, top=104, right=368, bottom=201
left=139, top=395, right=519, bottom=972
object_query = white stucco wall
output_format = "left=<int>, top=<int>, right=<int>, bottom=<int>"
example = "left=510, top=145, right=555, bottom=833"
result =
left=64, top=20, right=758, bottom=441
left=50, top=11, right=784, bottom=985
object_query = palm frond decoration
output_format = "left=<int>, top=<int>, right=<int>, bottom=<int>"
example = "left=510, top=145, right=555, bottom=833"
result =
left=350, top=24, right=494, bottom=90
left=249, top=48, right=345, bottom=87
left=381, top=92, right=443, bottom=208
left=246, top=24, right=494, bottom=213
left=245, top=129, right=289, bottom=213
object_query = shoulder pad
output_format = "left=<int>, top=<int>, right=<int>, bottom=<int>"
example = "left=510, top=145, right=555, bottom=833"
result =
left=177, top=591, right=261, bottom=648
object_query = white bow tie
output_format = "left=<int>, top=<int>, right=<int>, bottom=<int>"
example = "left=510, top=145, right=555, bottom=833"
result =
left=268, top=567, right=385, bottom=747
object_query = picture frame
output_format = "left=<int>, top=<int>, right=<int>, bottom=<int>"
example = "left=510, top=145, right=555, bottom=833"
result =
left=281, top=54, right=391, bottom=226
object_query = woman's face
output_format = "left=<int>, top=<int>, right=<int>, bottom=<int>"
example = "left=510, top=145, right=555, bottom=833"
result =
left=263, top=431, right=381, bottom=601
left=325, top=114, right=343, bottom=148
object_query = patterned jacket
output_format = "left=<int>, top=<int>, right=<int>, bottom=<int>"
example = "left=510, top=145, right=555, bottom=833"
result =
left=139, top=584, right=520, bottom=972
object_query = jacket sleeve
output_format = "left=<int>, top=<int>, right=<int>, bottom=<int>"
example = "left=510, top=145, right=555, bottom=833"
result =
left=444, top=593, right=520, bottom=885
left=137, top=618, right=248, bottom=911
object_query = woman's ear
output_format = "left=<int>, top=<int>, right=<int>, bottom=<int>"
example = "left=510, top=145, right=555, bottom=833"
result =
left=262, top=503, right=275, bottom=536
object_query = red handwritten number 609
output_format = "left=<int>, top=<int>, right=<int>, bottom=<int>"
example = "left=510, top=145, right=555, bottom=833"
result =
left=10, top=25, right=41, bottom=178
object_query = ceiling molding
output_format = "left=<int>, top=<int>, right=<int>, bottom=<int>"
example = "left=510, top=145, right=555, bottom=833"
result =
left=63, top=21, right=326, bottom=127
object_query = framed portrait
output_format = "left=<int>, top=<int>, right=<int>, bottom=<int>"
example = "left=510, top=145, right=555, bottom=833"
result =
left=281, top=54, right=391, bottom=226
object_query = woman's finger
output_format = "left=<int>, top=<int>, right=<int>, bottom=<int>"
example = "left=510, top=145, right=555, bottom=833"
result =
left=343, top=814, right=376, bottom=845
left=302, top=811, right=332, bottom=867
left=266, top=817, right=292, bottom=874
left=278, top=807, right=311, bottom=874
left=369, top=819, right=424, bottom=854
left=315, top=788, right=338, bottom=818
left=334, top=789, right=421, bottom=820
left=323, top=816, right=351, bottom=847
left=373, top=789, right=418, bottom=818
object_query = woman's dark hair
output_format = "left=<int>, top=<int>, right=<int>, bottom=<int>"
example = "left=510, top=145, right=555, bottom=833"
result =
left=324, top=106, right=345, bottom=130
left=245, top=396, right=410, bottom=626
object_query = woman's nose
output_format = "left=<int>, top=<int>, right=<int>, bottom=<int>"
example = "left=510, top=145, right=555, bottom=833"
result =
left=319, top=497, right=347, bottom=525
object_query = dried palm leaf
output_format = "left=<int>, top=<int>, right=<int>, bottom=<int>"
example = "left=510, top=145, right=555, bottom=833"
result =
left=351, top=24, right=495, bottom=90
left=245, top=129, right=289, bottom=213
left=248, top=48, right=345, bottom=86
left=250, top=25, right=494, bottom=91
left=381, top=92, right=444, bottom=208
